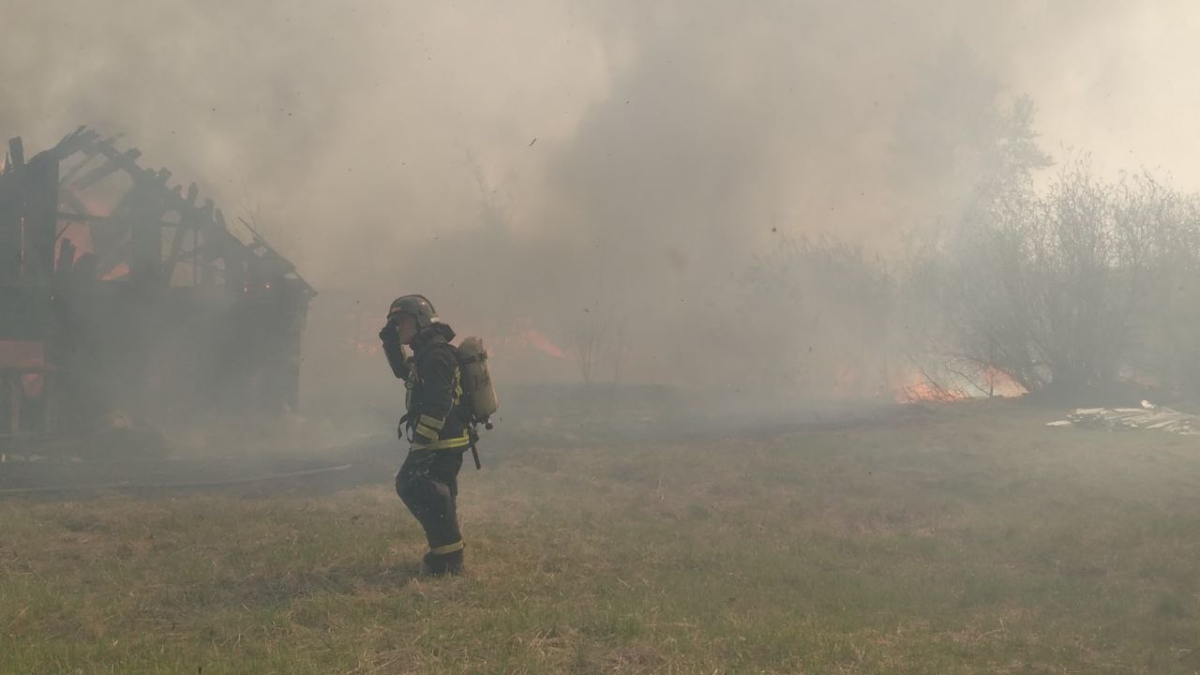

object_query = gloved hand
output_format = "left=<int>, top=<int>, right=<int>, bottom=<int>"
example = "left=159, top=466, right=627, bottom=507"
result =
left=379, top=323, right=398, bottom=345
left=381, top=325, right=412, bottom=379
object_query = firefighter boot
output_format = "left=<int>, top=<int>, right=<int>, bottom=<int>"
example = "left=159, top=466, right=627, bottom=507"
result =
left=422, top=549, right=464, bottom=577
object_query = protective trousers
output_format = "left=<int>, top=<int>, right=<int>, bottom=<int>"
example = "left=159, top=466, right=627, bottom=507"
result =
left=395, top=448, right=465, bottom=555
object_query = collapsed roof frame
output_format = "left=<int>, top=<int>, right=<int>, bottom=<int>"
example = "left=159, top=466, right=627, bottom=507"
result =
left=0, top=126, right=316, bottom=438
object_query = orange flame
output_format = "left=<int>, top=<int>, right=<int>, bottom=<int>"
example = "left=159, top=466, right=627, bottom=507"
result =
left=57, top=222, right=94, bottom=263
left=890, top=365, right=1025, bottom=403
left=981, top=366, right=1027, bottom=398
left=519, top=328, right=565, bottom=359
left=101, top=262, right=130, bottom=281
left=893, top=378, right=967, bottom=403
left=21, top=373, right=44, bottom=398
left=501, top=317, right=566, bottom=359
left=56, top=187, right=113, bottom=264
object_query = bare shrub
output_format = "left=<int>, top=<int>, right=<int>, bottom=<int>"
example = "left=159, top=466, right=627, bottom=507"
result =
left=900, top=161, right=1200, bottom=399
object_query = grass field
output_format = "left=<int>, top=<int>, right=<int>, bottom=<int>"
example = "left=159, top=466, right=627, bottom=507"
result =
left=4, top=401, right=1200, bottom=674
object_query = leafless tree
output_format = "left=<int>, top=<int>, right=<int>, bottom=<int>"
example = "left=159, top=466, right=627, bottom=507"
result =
left=608, top=314, right=630, bottom=386
left=570, top=307, right=607, bottom=386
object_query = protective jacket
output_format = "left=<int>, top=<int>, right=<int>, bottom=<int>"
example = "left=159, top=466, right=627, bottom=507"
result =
left=390, top=324, right=471, bottom=450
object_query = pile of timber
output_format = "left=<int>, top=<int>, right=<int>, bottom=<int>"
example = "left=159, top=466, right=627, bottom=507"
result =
left=1048, top=404, right=1200, bottom=435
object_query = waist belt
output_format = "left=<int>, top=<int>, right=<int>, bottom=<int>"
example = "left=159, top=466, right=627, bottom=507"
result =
left=427, top=433, right=471, bottom=450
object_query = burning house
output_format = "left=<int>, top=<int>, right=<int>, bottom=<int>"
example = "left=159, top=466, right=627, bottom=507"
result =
left=0, top=127, right=314, bottom=438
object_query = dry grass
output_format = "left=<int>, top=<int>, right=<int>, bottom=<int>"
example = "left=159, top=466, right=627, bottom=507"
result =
left=4, top=401, right=1200, bottom=673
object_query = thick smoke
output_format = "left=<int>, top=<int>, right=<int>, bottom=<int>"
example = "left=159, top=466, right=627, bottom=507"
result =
left=4, top=0, right=1197, bottom=396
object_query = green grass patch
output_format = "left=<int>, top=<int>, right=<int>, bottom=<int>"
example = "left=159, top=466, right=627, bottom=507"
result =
left=4, top=402, right=1200, bottom=673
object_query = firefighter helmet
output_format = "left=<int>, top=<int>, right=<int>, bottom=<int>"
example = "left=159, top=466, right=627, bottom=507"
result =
left=387, top=294, right=440, bottom=329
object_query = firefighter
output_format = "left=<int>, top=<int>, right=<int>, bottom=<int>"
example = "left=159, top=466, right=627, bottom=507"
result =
left=379, top=294, right=471, bottom=576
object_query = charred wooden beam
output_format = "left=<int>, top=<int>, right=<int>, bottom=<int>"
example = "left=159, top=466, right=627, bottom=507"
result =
left=163, top=209, right=196, bottom=286
left=90, top=186, right=138, bottom=278
left=71, top=147, right=142, bottom=191
left=7, top=138, right=24, bottom=167
left=52, top=126, right=102, bottom=159
left=6, top=377, right=19, bottom=436
left=125, top=179, right=169, bottom=287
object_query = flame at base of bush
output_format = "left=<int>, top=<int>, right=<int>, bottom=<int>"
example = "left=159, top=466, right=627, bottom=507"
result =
left=891, top=366, right=1027, bottom=403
